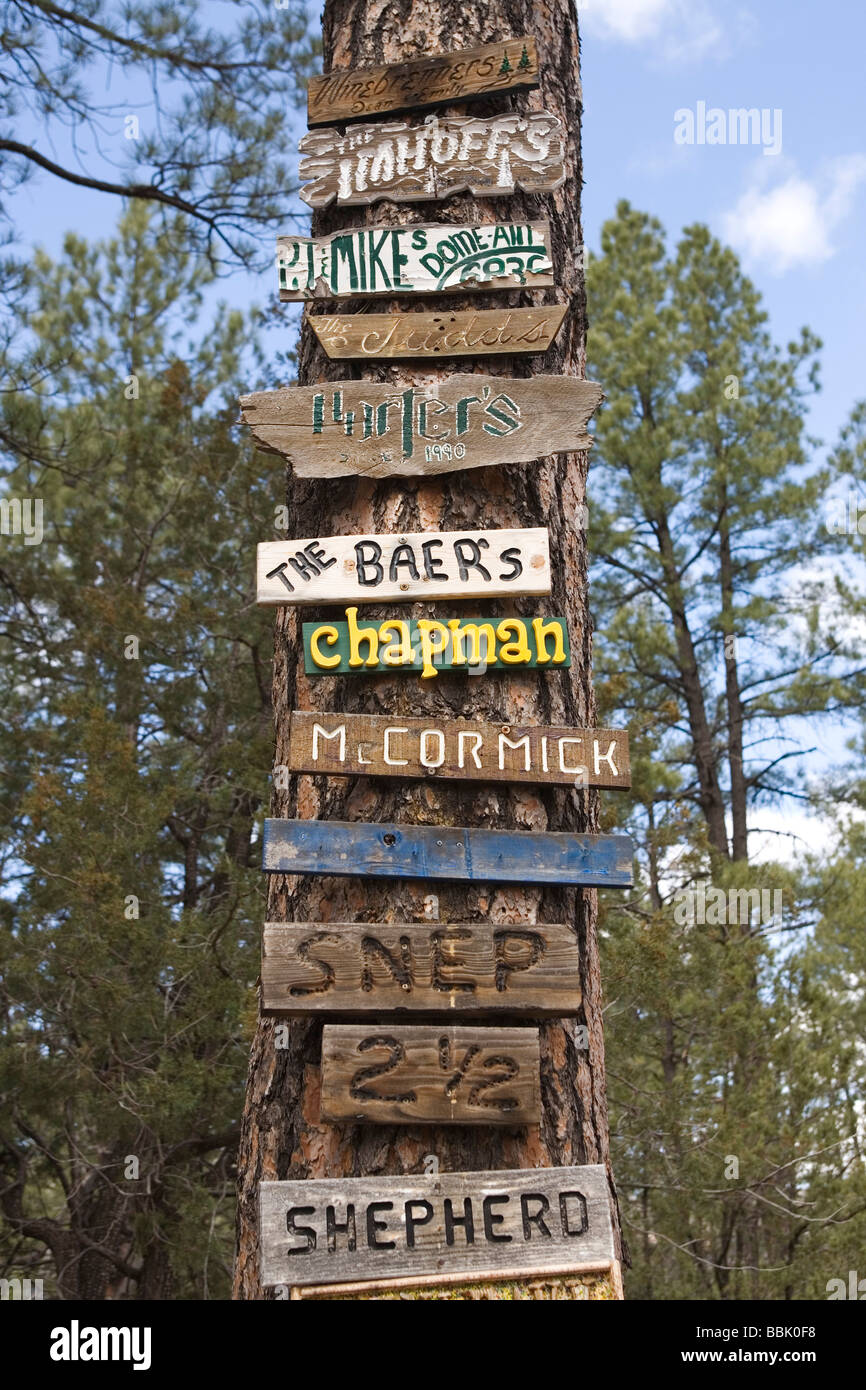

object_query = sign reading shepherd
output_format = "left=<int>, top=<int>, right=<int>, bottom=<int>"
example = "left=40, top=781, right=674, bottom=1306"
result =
left=287, top=712, right=630, bottom=787
left=238, top=376, right=603, bottom=479
left=307, top=37, right=539, bottom=126
left=260, top=1165, right=615, bottom=1287
left=277, top=221, right=554, bottom=301
left=298, top=112, right=566, bottom=208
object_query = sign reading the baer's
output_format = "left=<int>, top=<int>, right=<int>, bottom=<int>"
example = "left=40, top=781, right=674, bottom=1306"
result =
left=307, top=37, right=539, bottom=126
left=262, top=820, right=634, bottom=888
left=277, top=222, right=554, bottom=301
left=298, top=112, right=565, bottom=208
left=288, top=712, right=630, bottom=788
left=257, top=529, right=550, bottom=606
left=320, top=1026, right=540, bottom=1126
left=262, top=922, right=582, bottom=1017
left=260, top=1164, right=614, bottom=1287
left=239, top=376, right=603, bottom=479
left=303, top=610, right=569, bottom=677
left=309, top=306, right=567, bottom=361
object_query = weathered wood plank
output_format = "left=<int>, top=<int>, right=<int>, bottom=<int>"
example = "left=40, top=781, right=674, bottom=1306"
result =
left=303, top=611, right=570, bottom=677
left=261, top=922, right=583, bottom=1018
left=307, top=36, right=539, bottom=126
left=238, top=375, right=603, bottom=479
left=287, top=711, right=630, bottom=788
left=277, top=221, right=555, bottom=301
left=320, top=1025, right=540, bottom=1126
left=261, top=820, right=634, bottom=888
left=308, top=305, right=567, bottom=360
left=257, top=528, right=550, bottom=607
left=298, top=112, right=566, bottom=208
left=289, top=1262, right=620, bottom=1299
left=260, top=1164, right=615, bottom=1286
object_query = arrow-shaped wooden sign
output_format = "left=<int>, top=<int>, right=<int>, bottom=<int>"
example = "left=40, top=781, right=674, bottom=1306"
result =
left=298, top=112, right=566, bottom=208
left=261, top=820, right=634, bottom=888
left=238, top=376, right=603, bottom=479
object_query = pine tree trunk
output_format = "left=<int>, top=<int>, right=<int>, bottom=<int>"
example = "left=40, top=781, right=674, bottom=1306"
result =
left=233, top=0, right=625, bottom=1299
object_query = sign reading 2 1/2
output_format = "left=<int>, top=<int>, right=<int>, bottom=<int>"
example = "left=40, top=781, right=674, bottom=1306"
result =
left=239, top=376, right=603, bottom=479
left=256, top=529, right=550, bottom=606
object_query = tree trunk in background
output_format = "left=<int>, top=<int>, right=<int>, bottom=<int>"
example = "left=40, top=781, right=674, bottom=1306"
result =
left=234, top=0, right=625, bottom=1298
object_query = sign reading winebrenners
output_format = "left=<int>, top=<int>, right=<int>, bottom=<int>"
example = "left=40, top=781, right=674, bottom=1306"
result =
left=239, top=376, right=603, bottom=478
left=277, top=222, right=555, bottom=301
left=308, top=306, right=567, bottom=360
left=298, top=112, right=566, bottom=208
left=319, top=1025, right=541, bottom=1126
left=259, top=1165, right=615, bottom=1287
left=287, top=712, right=630, bottom=787
left=302, top=610, right=570, bottom=677
left=261, top=921, right=583, bottom=1017
left=256, top=529, right=551, bottom=606
left=307, top=37, right=539, bottom=126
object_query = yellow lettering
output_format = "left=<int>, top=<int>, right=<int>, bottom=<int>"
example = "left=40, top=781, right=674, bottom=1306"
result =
left=532, top=617, right=566, bottom=665
left=346, top=605, right=379, bottom=667
left=448, top=620, right=496, bottom=667
left=496, top=618, right=531, bottom=664
left=379, top=620, right=412, bottom=665
left=416, top=619, right=450, bottom=679
left=309, top=624, right=341, bottom=669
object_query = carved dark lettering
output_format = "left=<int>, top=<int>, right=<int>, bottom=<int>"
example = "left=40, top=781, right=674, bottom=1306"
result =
left=498, top=545, right=523, bottom=581
left=482, top=1194, right=512, bottom=1243
left=493, top=929, right=546, bottom=992
left=355, top=540, right=384, bottom=586
left=388, top=542, right=421, bottom=582
left=520, top=1193, right=552, bottom=1239
left=360, top=934, right=413, bottom=993
left=404, top=1199, right=434, bottom=1249
left=467, top=1055, right=520, bottom=1112
left=430, top=928, right=476, bottom=992
left=286, top=1206, right=316, bottom=1254
left=422, top=538, right=448, bottom=580
left=326, top=1204, right=356, bottom=1253
left=560, top=1190, right=588, bottom=1237
left=443, top=1197, right=475, bottom=1246
left=454, top=536, right=491, bottom=582
left=366, top=1201, right=395, bottom=1250
left=349, top=1036, right=417, bottom=1104
left=289, top=933, right=340, bottom=996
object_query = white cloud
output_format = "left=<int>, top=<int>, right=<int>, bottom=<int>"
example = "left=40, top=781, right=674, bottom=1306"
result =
left=579, top=0, right=738, bottom=62
left=722, top=155, right=866, bottom=273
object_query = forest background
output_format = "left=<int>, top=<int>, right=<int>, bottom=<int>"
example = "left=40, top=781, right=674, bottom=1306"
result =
left=1, top=0, right=864, bottom=1300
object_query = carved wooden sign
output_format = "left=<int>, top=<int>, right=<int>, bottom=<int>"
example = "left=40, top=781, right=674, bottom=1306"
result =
left=320, top=1025, right=541, bottom=1126
left=298, top=112, right=566, bottom=208
left=277, top=222, right=555, bottom=301
left=239, top=376, right=603, bottom=479
left=309, top=306, right=567, bottom=360
left=260, top=1164, right=615, bottom=1287
left=287, top=712, right=631, bottom=788
left=261, top=820, right=634, bottom=888
left=257, top=529, right=551, bottom=607
left=303, top=610, right=570, bottom=677
left=307, top=37, right=539, bottom=126
left=261, top=921, right=582, bottom=1017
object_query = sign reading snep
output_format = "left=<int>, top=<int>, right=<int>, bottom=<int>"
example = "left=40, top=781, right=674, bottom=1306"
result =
left=259, top=1164, right=615, bottom=1287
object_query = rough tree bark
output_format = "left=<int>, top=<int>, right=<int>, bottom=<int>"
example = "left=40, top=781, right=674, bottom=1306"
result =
left=233, top=0, right=626, bottom=1299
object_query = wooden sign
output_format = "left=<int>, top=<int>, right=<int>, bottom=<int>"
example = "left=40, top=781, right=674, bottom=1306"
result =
left=287, top=712, right=630, bottom=788
left=262, top=921, right=581, bottom=1017
left=307, top=37, right=539, bottom=126
left=308, top=306, right=567, bottom=361
left=319, top=1025, right=541, bottom=1126
left=259, top=1164, right=615, bottom=1287
left=257, top=529, right=550, bottom=607
left=277, top=221, right=555, bottom=301
left=262, top=820, right=634, bottom=888
left=239, top=376, right=603, bottom=479
left=298, top=112, right=566, bottom=209
left=303, top=610, right=570, bottom=678
left=289, top=1264, right=622, bottom=1300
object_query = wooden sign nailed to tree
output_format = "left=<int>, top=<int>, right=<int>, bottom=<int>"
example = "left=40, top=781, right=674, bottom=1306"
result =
left=298, top=112, right=566, bottom=208
left=303, top=610, right=570, bottom=677
left=261, top=820, right=634, bottom=888
left=261, top=921, right=583, bottom=1017
left=307, top=37, right=539, bottom=125
left=319, top=1025, right=541, bottom=1126
left=287, top=712, right=630, bottom=787
left=239, top=376, right=603, bottom=478
left=278, top=222, right=555, bottom=301
left=260, top=1165, right=615, bottom=1287
left=308, top=306, right=567, bottom=360
left=256, top=528, right=551, bottom=606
